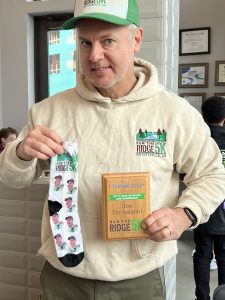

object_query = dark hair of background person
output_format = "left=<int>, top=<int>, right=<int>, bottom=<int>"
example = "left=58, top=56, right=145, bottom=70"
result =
left=0, top=127, right=18, bottom=140
left=201, top=96, right=225, bottom=124
left=0, top=127, right=18, bottom=152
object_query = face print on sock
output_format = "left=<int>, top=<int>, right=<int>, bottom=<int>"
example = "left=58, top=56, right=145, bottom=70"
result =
left=66, top=179, right=77, bottom=194
left=64, top=197, right=76, bottom=212
left=68, top=236, right=81, bottom=253
left=65, top=216, right=78, bottom=233
left=54, top=175, right=64, bottom=191
left=52, top=213, right=64, bottom=230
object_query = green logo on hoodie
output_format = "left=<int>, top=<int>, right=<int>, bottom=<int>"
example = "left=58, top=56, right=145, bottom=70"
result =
left=136, top=128, right=167, bottom=157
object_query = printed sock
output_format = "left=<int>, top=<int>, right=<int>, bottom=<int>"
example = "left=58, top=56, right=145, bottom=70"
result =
left=48, top=141, right=84, bottom=267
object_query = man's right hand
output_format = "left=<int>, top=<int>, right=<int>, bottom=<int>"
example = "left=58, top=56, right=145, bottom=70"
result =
left=16, top=125, right=64, bottom=161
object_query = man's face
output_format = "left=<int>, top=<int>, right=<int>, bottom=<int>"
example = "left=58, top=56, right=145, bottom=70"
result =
left=55, top=236, right=62, bottom=246
left=69, top=238, right=77, bottom=248
left=77, top=19, right=143, bottom=96
left=67, top=181, right=74, bottom=190
left=66, top=218, right=73, bottom=227
left=2, top=133, right=17, bottom=147
left=55, top=177, right=62, bottom=187
left=65, top=199, right=72, bottom=208
left=52, top=214, right=59, bottom=224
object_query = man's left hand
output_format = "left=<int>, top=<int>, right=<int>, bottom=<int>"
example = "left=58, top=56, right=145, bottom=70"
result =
left=141, top=207, right=192, bottom=241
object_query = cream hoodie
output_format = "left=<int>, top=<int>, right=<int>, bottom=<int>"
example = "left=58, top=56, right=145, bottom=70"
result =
left=0, top=58, right=225, bottom=281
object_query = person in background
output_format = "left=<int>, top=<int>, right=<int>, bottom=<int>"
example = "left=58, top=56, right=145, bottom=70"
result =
left=193, top=96, right=225, bottom=300
left=0, top=127, right=18, bottom=153
left=0, top=1, right=225, bottom=299
left=192, top=249, right=217, bottom=271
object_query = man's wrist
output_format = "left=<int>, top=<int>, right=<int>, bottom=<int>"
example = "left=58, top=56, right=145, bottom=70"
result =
left=183, top=207, right=197, bottom=227
left=16, top=141, right=33, bottom=161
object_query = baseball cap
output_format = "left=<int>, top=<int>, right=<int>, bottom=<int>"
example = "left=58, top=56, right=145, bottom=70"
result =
left=64, top=197, right=72, bottom=201
left=62, top=0, right=140, bottom=30
left=67, top=179, right=74, bottom=183
left=54, top=234, right=62, bottom=239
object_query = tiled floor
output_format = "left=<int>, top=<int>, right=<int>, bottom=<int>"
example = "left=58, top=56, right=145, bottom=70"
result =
left=176, top=230, right=218, bottom=300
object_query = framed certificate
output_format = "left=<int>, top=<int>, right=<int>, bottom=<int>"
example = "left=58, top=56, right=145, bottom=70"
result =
left=180, top=93, right=206, bottom=112
left=178, top=63, right=209, bottom=88
left=215, top=93, right=225, bottom=98
left=215, top=61, right=225, bottom=86
left=179, top=27, right=210, bottom=56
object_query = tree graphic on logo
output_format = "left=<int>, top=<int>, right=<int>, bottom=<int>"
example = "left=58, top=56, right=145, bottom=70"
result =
left=137, top=128, right=166, bottom=141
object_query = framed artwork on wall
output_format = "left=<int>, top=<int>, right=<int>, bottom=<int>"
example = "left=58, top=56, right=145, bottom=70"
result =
left=179, top=27, right=210, bottom=56
left=215, top=93, right=225, bottom=98
left=180, top=93, right=206, bottom=112
left=178, top=63, right=209, bottom=88
left=215, top=61, right=225, bottom=86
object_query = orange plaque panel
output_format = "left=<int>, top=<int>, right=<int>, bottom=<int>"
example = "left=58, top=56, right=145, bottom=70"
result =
left=102, top=172, right=150, bottom=240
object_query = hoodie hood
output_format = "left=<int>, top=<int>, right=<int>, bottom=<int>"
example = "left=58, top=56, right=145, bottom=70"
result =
left=75, top=57, right=165, bottom=104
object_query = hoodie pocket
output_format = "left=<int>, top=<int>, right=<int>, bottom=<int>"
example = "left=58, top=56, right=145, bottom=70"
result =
left=132, top=239, right=157, bottom=261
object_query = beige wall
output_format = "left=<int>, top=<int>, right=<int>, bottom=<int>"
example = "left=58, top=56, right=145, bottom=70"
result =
left=0, top=182, right=48, bottom=300
left=179, top=0, right=225, bottom=97
left=0, top=0, right=74, bottom=131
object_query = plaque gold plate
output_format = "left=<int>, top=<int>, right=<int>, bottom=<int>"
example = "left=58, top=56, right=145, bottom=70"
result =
left=102, top=172, right=150, bottom=240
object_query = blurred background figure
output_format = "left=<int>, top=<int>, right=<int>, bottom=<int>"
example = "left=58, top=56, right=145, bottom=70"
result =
left=0, top=127, right=18, bottom=153
left=193, top=96, right=225, bottom=300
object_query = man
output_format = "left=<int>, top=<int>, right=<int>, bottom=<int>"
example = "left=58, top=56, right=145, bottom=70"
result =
left=54, top=234, right=67, bottom=250
left=193, top=96, right=225, bottom=300
left=64, top=196, right=76, bottom=212
left=0, top=1, right=225, bottom=299
left=54, top=234, right=69, bottom=258
left=65, top=216, right=78, bottom=233
left=68, top=236, right=81, bottom=253
left=66, top=178, right=77, bottom=194
left=51, top=212, right=63, bottom=230
left=53, top=175, right=64, bottom=191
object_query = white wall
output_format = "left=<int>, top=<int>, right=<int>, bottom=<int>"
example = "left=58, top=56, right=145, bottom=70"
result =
left=179, top=0, right=225, bottom=97
left=0, top=0, right=74, bottom=131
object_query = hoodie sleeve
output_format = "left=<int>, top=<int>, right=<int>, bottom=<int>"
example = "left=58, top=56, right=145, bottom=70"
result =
left=174, top=104, right=225, bottom=227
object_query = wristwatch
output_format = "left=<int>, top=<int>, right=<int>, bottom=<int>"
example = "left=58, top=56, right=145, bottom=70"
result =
left=183, top=207, right=197, bottom=227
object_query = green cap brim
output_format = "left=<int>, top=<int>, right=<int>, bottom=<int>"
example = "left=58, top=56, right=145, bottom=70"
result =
left=62, top=13, right=137, bottom=30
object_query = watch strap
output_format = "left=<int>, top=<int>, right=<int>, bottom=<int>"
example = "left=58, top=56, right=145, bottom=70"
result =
left=183, top=207, right=197, bottom=227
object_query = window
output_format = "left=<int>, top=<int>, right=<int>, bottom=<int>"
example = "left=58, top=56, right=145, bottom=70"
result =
left=34, top=14, right=76, bottom=102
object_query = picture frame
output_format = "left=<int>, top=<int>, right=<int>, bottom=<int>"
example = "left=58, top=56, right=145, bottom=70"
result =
left=180, top=93, right=206, bottom=112
left=215, top=93, right=225, bottom=98
left=178, top=63, right=209, bottom=88
left=179, top=27, right=210, bottom=56
left=215, top=61, right=225, bottom=86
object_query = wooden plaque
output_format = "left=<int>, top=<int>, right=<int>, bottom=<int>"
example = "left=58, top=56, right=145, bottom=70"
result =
left=102, top=172, right=150, bottom=240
